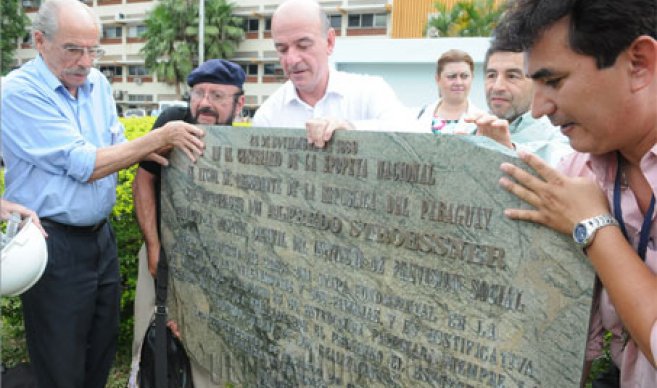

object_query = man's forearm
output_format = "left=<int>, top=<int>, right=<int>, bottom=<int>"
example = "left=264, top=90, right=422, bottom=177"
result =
left=588, top=227, right=657, bottom=366
left=88, top=120, right=204, bottom=182
left=133, top=168, right=160, bottom=276
left=89, top=132, right=166, bottom=182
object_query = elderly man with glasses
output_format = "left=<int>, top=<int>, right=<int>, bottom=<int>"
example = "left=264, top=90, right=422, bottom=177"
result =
left=130, top=59, right=245, bottom=388
left=0, top=0, right=205, bottom=386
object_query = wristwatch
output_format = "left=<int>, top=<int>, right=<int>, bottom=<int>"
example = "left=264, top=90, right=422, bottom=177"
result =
left=572, top=214, right=620, bottom=249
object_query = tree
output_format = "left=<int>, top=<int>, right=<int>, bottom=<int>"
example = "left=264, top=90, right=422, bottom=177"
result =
left=1, top=1, right=30, bottom=75
left=426, top=0, right=505, bottom=38
left=186, top=0, right=244, bottom=61
left=141, top=0, right=196, bottom=99
left=140, top=0, right=244, bottom=99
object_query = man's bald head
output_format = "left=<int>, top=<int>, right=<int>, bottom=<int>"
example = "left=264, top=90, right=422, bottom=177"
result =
left=270, top=0, right=336, bottom=105
left=272, top=0, right=330, bottom=37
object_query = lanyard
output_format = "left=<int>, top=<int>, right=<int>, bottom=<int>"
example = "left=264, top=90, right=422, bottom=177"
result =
left=613, top=152, right=655, bottom=261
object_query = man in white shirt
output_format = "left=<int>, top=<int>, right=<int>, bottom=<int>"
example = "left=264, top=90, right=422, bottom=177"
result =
left=252, top=0, right=414, bottom=147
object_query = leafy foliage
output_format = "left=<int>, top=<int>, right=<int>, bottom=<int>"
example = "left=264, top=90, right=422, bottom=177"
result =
left=113, top=117, right=155, bottom=219
left=112, top=117, right=155, bottom=356
left=140, top=0, right=244, bottom=98
left=585, top=331, right=614, bottom=387
left=187, top=0, right=245, bottom=60
left=1, top=1, right=30, bottom=75
left=1, top=117, right=156, bottom=384
left=426, top=0, right=504, bottom=38
left=140, top=0, right=196, bottom=98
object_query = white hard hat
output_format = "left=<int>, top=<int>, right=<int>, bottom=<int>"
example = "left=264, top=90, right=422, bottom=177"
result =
left=1, top=218, right=48, bottom=296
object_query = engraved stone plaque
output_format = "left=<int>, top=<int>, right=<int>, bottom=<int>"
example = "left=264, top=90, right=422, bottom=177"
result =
left=160, top=126, right=594, bottom=387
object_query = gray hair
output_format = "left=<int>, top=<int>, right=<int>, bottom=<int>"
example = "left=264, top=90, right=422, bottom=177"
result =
left=32, top=0, right=101, bottom=43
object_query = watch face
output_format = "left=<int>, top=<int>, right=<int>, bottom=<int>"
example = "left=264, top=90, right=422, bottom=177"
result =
left=574, top=224, right=588, bottom=244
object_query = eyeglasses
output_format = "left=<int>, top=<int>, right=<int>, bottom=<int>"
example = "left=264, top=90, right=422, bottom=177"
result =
left=190, top=89, right=241, bottom=104
left=61, top=44, right=105, bottom=60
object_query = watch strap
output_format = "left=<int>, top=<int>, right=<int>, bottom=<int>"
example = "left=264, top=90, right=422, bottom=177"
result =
left=574, top=214, right=619, bottom=248
left=584, top=214, right=619, bottom=229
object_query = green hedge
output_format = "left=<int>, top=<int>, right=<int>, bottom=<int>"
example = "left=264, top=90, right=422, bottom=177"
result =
left=1, top=116, right=156, bottom=369
left=113, top=116, right=156, bottom=357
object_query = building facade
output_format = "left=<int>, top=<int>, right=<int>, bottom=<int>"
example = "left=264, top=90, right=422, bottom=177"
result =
left=13, top=0, right=492, bottom=117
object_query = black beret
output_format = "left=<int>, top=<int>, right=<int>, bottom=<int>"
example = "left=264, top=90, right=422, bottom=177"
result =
left=187, top=59, right=246, bottom=88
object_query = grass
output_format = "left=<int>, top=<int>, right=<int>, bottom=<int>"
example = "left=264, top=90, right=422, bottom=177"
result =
left=108, top=351, right=132, bottom=387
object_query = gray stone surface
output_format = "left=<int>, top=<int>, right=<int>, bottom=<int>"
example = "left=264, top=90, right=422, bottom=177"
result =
left=160, top=126, right=594, bottom=387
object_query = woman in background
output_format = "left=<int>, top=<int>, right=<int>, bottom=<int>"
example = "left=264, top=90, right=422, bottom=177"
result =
left=417, top=49, right=483, bottom=134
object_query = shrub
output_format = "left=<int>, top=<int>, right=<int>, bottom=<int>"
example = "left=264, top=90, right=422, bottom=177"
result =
left=426, top=0, right=505, bottom=37
left=111, top=116, right=156, bottom=360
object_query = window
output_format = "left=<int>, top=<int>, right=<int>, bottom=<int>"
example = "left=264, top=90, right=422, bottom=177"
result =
left=128, top=94, right=153, bottom=102
left=348, top=15, right=358, bottom=28
left=329, top=14, right=341, bottom=29
left=264, top=17, right=272, bottom=32
left=242, top=106, right=258, bottom=118
left=374, top=14, right=387, bottom=27
left=347, top=13, right=386, bottom=28
left=128, top=66, right=148, bottom=76
left=21, top=32, right=33, bottom=48
left=361, top=14, right=373, bottom=27
left=263, top=63, right=284, bottom=76
left=242, top=64, right=258, bottom=76
left=22, top=0, right=41, bottom=8
left=243, top=18, right=259, bottom=32
left=127, top=25, right=146, bottom=38
left=100, top=65, right=123, bottom=78
left=103, top=26, right=122, bottom=38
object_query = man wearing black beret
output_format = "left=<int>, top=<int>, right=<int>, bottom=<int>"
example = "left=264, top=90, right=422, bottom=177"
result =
left=129, top=59, right=245, bottom=387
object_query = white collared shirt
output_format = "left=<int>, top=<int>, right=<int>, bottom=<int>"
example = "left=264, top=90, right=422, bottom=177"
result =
left=253, top=69, right=417, bottom=132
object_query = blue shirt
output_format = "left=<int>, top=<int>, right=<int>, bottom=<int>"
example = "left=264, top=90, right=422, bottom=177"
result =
left=462, top=111, right=573, bottom=167
left=1, top=55, right=126, bottom=225
left=508, top=111, right=573, bottom=166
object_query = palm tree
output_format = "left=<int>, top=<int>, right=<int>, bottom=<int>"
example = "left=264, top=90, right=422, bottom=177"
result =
left=141, top=0, right=195, bottom=98
left=1, top=1, right=30, bottom=75
left=426, top=0, right=505, bottom=38
left=140, top=0, right=244, bottom=99
left=186, top=0, right=244, bottom=61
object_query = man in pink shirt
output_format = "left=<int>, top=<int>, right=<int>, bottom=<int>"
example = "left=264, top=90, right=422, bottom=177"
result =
left=493, top=0, right=657, bottom=386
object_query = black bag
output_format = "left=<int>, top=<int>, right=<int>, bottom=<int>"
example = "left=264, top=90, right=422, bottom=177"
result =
left=137, top=250, right=194, bottom=388
left=138, top=322, right=193, bottom=388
